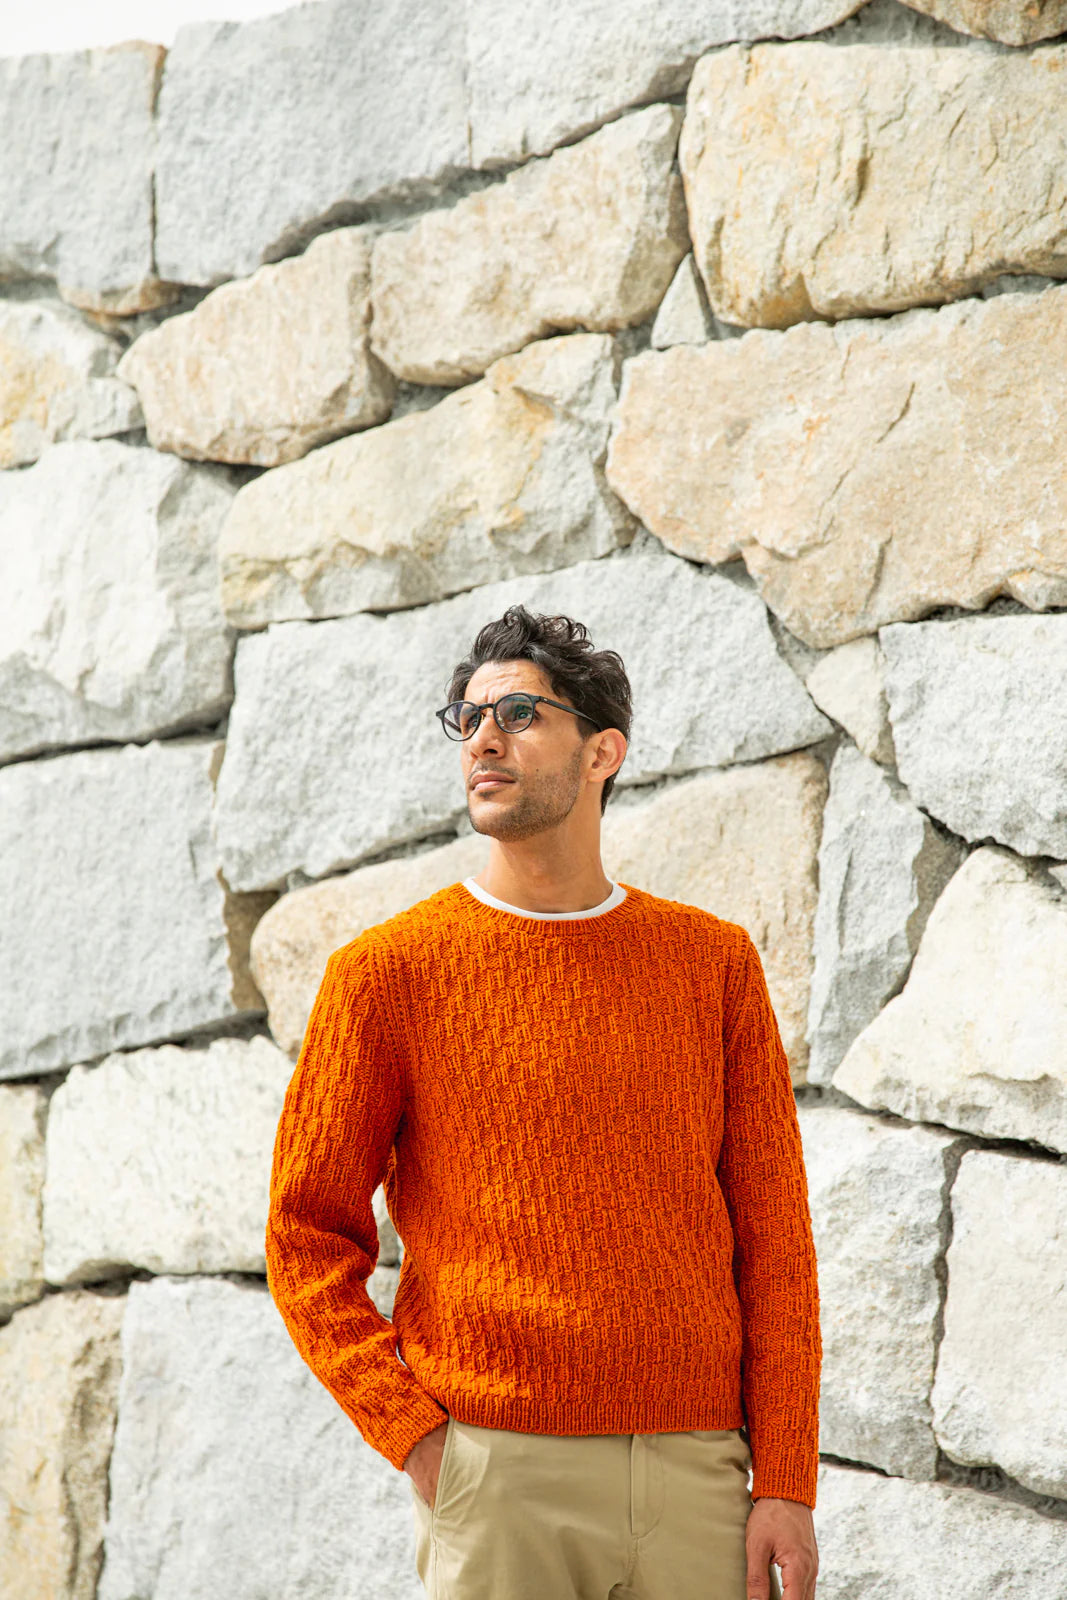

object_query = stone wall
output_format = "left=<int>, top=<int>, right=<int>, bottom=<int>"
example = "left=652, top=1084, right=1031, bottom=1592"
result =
left=2, top=1, right=1066, bottom=1594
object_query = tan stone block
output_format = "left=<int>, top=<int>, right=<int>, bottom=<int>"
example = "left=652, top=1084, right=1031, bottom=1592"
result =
left=371, top=104, right=689, bottom=384
left=602, top=757, right=827, bottom=1079
left=0, top=1290, right=124, bottom=1600
left=252, top=834, right=491, bottom=1056
left=0, top=301, right=141, bottom=470
left=0, top=1086, right=46, bottom=1320
left=606, top=288, right=1067, bottom=648
left=900, top=0, right=1067, bottom=43
left=219, top=333, right=633, bottom=627
left=254, top=757, right=824, bottom=1074
left=117, top=227, right=394, bottom=466
left=680, top=42, right=1067, bottom=329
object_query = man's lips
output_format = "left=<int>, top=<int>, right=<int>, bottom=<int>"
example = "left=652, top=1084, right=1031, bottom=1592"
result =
left=471, top=773, right=515, bottom=792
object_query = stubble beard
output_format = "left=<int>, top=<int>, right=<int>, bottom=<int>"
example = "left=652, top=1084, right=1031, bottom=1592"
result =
left=468, top=746, right=585, bottom=841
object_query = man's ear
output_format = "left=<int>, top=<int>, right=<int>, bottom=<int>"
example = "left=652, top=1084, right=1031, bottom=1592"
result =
left=589, top=728, right=627, bottom=782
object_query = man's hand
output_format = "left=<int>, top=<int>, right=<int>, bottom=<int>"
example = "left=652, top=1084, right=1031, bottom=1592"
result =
left=403, top=1420, right=450, bottom=1509
left=747, top=1496, right=818, bottom=1600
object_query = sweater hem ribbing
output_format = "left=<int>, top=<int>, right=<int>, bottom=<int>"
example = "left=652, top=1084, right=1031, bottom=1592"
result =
left=430, top=1387, right=748, bottom=1441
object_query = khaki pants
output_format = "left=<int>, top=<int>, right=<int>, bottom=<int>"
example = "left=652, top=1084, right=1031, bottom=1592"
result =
left=409, top=1418, right=785, bottom=1600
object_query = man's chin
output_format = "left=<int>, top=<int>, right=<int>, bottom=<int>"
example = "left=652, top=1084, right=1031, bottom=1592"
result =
left=467, top=797, right=540, bottom=841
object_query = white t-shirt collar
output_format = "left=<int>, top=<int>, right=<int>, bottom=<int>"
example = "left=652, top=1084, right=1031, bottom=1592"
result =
left=461, top=876, right=627, bottom=921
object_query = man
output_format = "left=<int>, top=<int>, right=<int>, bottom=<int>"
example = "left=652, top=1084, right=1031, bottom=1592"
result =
left=265, top=603, right=822, bottom=1600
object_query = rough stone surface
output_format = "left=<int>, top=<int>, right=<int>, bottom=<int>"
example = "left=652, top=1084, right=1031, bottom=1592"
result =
left=880, top=611, right=1067, bottom=859
left=804, top=637, right=895, bottom=766
left=43, top=1037, right=292, bottom=1285
left=117, top=228, right=394, bottom=468
left=214, top=546, right=832, bottom=891
left=219, top=334, right=634, bottom=627
left=466, top=0, right=868, bottom=166
left=253, top=835, right=491, bottom=1057
left=0, top=439, right=235, bottom=762
left=933, top=1150, right=1067, bottom=1500
left=253, top=758, right=825, bottom=1073
left=606, top=289, right=1067, bottom=649
left=650, top=253, right=743, bottom=349
left=813, top=1462, right=1067, bottom=1597
left=0, top=1290, right=124, bottom=1600
left=0, top=739, right=270, bottom=1081
left=602, top=757, right=827, bottom=1076
left=0, top=299, right=141, bottom=468
left=900, top=0, right=1067, bottom=43
left=806, top=743, right=963, bottom=1085
left=0, top=44, right=172, bottom=315
left=799, top=1106, right=959, bottom=1478
left=154, top=0, right=864, bottom=286
left=98, top=1276, right=422, bottom=1600
left=154, top=1, right=471, bottom=286
left=370, top=106, right=689, bottom=385
left=833, top=846, right=1067, bottom=1156
left=0, top=1085, right=46, bottom=1321
left=680, top=42, right=1067, bottom=329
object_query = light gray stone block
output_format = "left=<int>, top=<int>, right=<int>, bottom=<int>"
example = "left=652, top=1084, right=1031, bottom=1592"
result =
left=154, top=1, right=470, bottom=286
left=0, top=1289, right=124, bottom=1600
left=799, top=1106, right=960, bottom=1478
left=0, top=299, right=141, bottom=469
left=650, top=253, right=733, bottom=349
left=0, top=739, right=269, bottom=1080
left=465, top=0, right=869, bottom=166
left=881, top=612, right=1067, bottom=858
left=370, top=106, right=689, bottom=384
left=0, top=440, right=235, bottom=762
left=97, top=1277, right=422, bottom=1600
left=681, top=41, right=1067, bottom=329
left=833, top=846, right=1067, bottom=1155
left=116, top=227, right=394, bottom=467
left=813, top=1462, right=1067, bottom=1598
left=214, top=548, right=832, bottom=890
left=932, top=1149, right=1067, bottom=1499
left=43, top=1036, right=293, bottom=1285
left=806, top=743, right=963, bottom=1084
left=0, top=1085, right=46, bottom=1321
left=220, top=333, right=634, bottom=627
left=0, top=43, right=173, bottom=315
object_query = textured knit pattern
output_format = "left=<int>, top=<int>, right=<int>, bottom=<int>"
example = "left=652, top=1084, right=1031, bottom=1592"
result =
left=265, top=880, right=823, bottom=1507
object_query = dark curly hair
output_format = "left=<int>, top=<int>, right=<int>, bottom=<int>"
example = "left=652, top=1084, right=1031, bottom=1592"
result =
left=446, top=605, right=632, bottom=814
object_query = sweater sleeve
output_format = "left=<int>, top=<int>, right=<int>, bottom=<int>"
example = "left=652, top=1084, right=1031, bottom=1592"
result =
left=718, top=927, right=822, bottom=1508
left=264, top=937, right=449, bottom=1472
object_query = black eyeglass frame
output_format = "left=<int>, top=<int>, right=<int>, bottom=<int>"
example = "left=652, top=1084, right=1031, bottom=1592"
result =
left=436, top=692, right=603, bottom=741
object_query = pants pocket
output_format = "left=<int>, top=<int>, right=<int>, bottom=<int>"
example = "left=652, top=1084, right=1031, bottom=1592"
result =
left=431, top=1414, right=458, bottom=1521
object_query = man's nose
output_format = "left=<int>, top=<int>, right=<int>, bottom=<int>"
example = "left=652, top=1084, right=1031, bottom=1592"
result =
left=466, top=707, right=506, bottom=760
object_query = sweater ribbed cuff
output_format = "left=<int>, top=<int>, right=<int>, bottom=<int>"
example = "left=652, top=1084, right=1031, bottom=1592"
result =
left=749, top=1440, right=819, bottom=1509
left=370, top=1385, right=452, bottom=1474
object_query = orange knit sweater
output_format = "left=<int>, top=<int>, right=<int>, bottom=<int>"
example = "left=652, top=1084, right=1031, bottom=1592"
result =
left=265, top=879, right=822, bottom=1507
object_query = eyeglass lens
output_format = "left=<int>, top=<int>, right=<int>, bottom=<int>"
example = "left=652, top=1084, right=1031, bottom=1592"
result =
left=443, top=693, right=536, bottom=739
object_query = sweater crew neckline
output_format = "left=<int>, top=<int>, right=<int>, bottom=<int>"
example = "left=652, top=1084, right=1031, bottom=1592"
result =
left=459, top=876, right=629, bottom=922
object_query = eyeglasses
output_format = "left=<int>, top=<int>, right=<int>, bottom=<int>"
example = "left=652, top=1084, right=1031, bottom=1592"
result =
left=436, top=692, right=602, bottom=741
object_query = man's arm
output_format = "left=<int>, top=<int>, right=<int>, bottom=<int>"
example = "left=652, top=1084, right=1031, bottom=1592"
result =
left=265, top=938, right=448, bottom=1471
left=717, top=926, right=822, bottom=1509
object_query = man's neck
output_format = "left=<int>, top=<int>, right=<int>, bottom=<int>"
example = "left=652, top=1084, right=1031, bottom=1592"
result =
left=471, top=852, right=614, bottom=915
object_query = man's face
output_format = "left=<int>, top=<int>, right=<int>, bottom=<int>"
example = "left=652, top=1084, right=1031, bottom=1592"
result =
left=458, top=660, right=591, bottom=841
